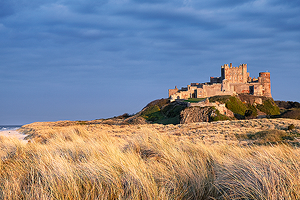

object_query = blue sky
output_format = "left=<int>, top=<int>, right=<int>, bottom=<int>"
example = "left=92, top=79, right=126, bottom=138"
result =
left=1, top=0, right=300, bottom=125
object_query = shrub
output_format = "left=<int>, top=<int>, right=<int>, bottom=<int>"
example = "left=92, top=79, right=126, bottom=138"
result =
left=257, top=99, right=280, bottom=115
left=140, top=99, right=170, bottom=122
left=246, top=104, right=258, bottom=117
left=245, top=110, right=253, bottom=117
left=141, top=105, right=163, bottom=122
left=161, top=103, right=186, bottom=118
left=209, top=95, right=231, bottom=103
left=288, top=124, right=295, bottom=130
left=280, top=109, right=300, bottom=120
left=225, top=96, right=248, bottom=116
left=211, top=109, right=230, bottom=121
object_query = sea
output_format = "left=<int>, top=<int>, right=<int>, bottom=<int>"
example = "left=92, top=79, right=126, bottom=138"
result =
left=0, top=125, right=22, bottom=132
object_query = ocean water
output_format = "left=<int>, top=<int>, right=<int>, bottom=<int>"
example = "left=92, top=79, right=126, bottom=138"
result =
left=0, top=125, right=22, bottom=131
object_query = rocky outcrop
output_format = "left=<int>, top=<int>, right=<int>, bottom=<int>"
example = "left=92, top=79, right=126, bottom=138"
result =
left=188, top=98, right=234, bottom=117
left=180, top=107, right=215, bottom=124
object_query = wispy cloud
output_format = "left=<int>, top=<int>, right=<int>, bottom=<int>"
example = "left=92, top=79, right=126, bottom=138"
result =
left=0, top=0, right=299, bottom=124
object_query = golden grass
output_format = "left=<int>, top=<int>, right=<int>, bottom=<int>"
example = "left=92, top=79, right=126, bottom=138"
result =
left=0, top=119, right=300, bottom=199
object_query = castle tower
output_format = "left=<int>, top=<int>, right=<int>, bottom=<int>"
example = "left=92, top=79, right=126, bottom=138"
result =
left=259, top=72, right=272, bottom=97
left=221, top=64, right=229, bottom=80
left=241, top=64, right=249, bottom=83
left=221, top=63, right=249, bottom=83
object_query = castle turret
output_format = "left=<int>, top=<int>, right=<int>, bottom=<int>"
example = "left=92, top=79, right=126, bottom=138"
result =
left=168, top=86, right=178, bottom=97
left=221, top=63, right=249, bottom=83
left=259, top=72, right=272, bottom=97
left=221, top=63, right=229, bottom=80
left=241, top=64, right=249, bottom=83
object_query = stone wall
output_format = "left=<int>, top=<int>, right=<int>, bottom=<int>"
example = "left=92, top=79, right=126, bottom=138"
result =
left=169, top=63, right=272, bottom=100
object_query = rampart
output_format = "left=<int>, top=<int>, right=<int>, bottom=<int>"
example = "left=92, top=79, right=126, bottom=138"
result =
left=169, top=63, right=271, bottom=101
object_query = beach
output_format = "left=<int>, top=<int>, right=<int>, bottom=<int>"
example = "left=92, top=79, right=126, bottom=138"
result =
left=0, top=129, right=27, bottom=141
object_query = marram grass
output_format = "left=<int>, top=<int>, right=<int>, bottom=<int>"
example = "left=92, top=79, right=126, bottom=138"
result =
left=0, top=124, right=300, bottom=199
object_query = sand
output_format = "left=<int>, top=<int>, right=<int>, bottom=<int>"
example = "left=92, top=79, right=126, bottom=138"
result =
left=0, top=130, right=27, bottom=141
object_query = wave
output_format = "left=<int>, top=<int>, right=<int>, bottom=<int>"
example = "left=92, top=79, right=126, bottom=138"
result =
left=0, top=126, right=22, bottom=131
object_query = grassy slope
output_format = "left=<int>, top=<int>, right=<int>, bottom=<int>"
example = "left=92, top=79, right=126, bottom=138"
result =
left=140, top=99, right=186, bottom=124
left=139, top=96, right=282, bottom=124
left=210, top=95, right=280, bottom=118
left=0, top=119, right=298, bottom=199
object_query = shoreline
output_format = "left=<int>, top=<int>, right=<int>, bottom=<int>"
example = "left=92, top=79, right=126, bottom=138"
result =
left=0, top=129, right=27, bottom=141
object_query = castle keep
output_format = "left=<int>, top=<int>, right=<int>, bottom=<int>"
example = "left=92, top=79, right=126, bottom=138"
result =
left=169, top=63, right=271, bottom=101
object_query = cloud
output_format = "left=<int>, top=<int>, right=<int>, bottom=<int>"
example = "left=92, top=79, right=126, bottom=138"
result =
left=0, top=0, right=14, bottom=18
left=0, top=0, right=300, bottom=124
left=63, top=0, right=109, bottom=14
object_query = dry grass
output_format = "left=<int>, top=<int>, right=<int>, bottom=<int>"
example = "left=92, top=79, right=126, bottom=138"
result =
left=0, top=119, right=299, bottom=199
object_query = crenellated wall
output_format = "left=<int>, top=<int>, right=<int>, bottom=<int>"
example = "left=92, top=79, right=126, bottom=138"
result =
left=169, top=63, right=272, bottom=101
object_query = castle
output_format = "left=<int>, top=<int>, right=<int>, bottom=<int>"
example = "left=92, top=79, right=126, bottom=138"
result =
left=169, top=63, right=271, bottom=101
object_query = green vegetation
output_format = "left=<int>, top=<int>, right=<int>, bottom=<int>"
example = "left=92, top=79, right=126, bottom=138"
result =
left=236, top=129, right=300, bottom=145
left=225, top=96, right=248, bottom=116
left=210, top=109, right=231, bottom=121
left=280, top=109, right=300, bottom=120
left=210, top=95, right=257, bottom=118
left=210, top=95, right=280, bottom=119
left=76, top=120, right=88, bottom=125
left=209, top=95, right=231, bottom=103
left=288, top=124, right=296, bottom=130
left=257, top=99, right=280, bottom=115
left=183, top=98, right=205, bottom=103
left=140, top=99, right=185, bottom=124
left=245, top=104, right=258, bottom=118
left=156, top=116, right=181, bottom=125
left=139, top=95, right=281, bottom=124
left=141, top=104, right=162, bottom=122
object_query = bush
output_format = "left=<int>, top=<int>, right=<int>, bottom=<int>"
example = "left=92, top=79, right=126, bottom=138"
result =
left=141, top=99, right=185, bottom=124
left=210, top=109, right=230, bottom=121
left=141, top=105, right=163, bottom=122
left=246, top=104, right=258, bottom=117
left=257, top=99, right=280, bottom=115
left=225, top=96, right=248, bottom=116
left=209, top=95, right=231, bottom=103
left=161, top=103, right=186, bottom=118
left=288, top=124, right=295, bottom=130
left=245, top=110, right=253, bottom=117
left=280, top=109, right=300, bottom=120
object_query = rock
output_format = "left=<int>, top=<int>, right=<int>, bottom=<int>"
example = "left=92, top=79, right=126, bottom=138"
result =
left=180, top=107, right=214, bottom=124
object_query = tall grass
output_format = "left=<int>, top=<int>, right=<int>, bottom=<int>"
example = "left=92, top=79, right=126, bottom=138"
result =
left=0, top=124, right=300, bottom=199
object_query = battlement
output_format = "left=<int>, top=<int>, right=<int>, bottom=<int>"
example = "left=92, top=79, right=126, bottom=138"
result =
left=221, top=63, right=247, bottom=69
left=169, top=63, right=272, bottom=101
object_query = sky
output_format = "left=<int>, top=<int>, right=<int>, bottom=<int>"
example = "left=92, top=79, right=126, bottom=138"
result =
left=1, top=0, right=300, bottom=125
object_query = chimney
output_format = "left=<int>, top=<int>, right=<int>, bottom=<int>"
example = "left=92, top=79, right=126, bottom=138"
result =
left=230, top=63, right=232, bottom=68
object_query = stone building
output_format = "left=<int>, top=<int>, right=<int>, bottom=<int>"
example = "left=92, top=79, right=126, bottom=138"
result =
left=169, top=63, right=271, bottom=101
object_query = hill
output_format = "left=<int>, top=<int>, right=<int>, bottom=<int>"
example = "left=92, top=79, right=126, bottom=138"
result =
left=133, top=94, right=281, bottom=125
left=275, top=100, right=300, bottom=120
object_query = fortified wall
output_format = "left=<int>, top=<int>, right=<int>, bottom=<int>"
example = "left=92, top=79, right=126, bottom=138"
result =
left=169, top=63, right=271, bottom=101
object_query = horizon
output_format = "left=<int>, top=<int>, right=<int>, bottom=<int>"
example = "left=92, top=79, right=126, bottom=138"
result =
left=1, top=0, right=300, bottom=125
